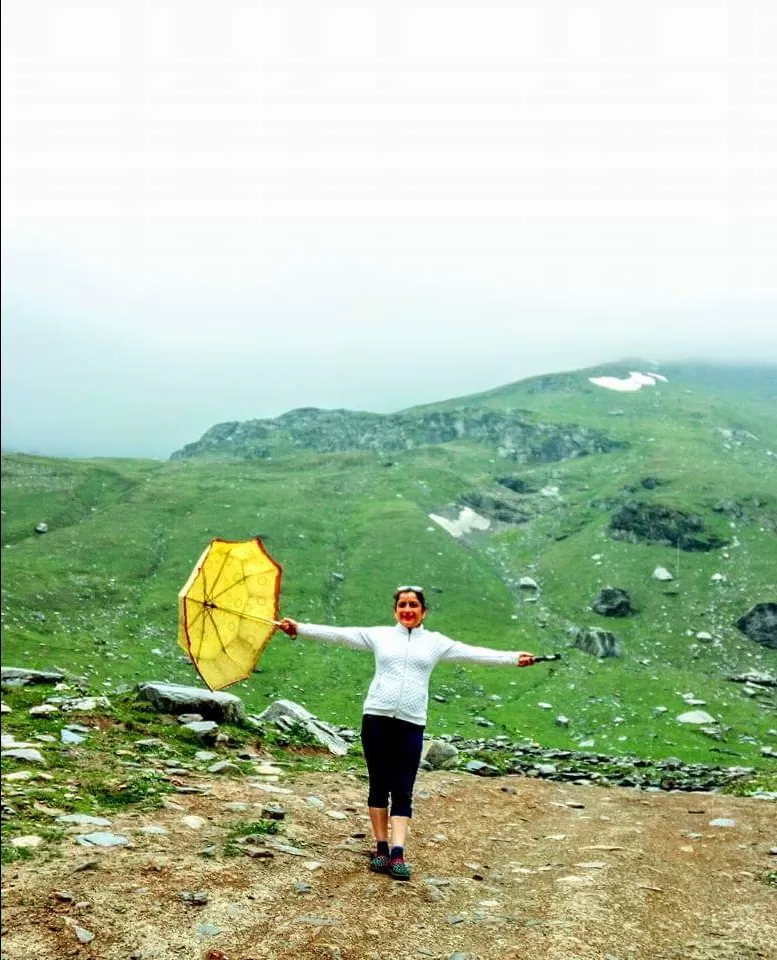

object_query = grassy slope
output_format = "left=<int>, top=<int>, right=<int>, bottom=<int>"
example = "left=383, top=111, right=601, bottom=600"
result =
left=2, top=363, right=776, bottom=769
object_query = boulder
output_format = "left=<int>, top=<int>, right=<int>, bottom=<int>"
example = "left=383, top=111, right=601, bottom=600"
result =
left=677, top=710, right=716, bottom=725
left=591, top=587, right=635, bottom=617
left=136, top=683, right=246, bottom=724
left=652, top=566, right=674, bottom=581
left=1, top=667, right=65, bottom=688
left=735, top=603, right=777, bottom=650
left=573, top=627, right=622, bottom=659
left=422, top=740, right=459, bottom=770
left=255, top=700, right=349, bottom=756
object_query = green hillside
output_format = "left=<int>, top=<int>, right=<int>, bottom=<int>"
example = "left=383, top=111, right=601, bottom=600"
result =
left=2, top=360, right=775, bottom=770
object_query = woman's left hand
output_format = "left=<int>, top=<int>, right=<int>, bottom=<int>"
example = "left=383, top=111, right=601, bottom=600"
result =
left=517, top=652, right=535, bottom=667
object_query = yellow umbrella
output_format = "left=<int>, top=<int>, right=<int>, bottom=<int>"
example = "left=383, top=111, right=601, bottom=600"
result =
left=177, top=538, right=282, bottom=691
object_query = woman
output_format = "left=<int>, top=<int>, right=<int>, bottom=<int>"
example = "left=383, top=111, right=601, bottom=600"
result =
left=278, top=585, right=535, bottom=881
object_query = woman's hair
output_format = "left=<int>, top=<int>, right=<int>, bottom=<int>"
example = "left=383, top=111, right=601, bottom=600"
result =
left=393, top=585, right=428, bottom=610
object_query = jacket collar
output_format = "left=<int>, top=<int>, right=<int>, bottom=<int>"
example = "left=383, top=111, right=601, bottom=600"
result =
left=395, top=623, right=425, bottom=637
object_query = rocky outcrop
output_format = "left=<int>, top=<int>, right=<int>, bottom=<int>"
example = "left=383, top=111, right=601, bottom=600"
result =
left=609, top=500, right=727, bottom=551
left=735, top=603, right=777, bottom=650
left=170, top=407, right=627, bottom=464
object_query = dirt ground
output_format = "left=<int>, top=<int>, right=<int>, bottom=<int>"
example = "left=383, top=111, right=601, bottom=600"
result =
left=1, top=770, right=775, bottom=960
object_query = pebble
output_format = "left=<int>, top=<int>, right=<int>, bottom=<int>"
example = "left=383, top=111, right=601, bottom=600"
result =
left=181, top=891, right=209, bottom=905
left=181, top=815, right=207, bottom=830
left=74, top=926, right=95, bottom=944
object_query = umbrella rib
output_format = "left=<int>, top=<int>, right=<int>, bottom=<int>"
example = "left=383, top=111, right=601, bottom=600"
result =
left=202, top=550, right=231, bottom=604
left=208, top=573, right=265, bottom=603
left=188, top=597, right=278, bottom=627
left=197, top=599, right=278, bottom=626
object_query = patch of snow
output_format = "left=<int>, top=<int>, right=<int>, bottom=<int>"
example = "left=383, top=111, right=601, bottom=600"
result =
left=589, top=371, right=669, bottom=393
left=428, top=507, right=490, bottom=538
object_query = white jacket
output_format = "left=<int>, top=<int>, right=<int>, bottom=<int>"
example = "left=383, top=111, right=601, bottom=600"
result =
left=296, top=622, right=521, bottom=726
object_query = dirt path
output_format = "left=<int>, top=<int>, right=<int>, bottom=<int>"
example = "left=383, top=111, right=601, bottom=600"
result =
left=2, top=771, right=775, bottom=960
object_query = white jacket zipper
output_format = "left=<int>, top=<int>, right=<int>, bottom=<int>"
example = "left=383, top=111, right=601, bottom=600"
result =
left=393, top=626, right=412, bottom=717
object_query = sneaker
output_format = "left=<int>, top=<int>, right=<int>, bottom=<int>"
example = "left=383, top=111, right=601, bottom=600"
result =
left=389, top=856, right=411, bottom=881
left=369, top=853, right=391, bottom=874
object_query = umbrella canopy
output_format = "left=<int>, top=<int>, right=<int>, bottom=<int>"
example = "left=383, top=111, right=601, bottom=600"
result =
left=177, top=538, right=282, bottom=691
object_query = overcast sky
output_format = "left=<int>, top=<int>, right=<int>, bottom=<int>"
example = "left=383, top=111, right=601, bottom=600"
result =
left=2, top=0, right=776, bottom=459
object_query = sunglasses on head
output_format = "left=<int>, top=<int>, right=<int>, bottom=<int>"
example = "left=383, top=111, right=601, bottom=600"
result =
left=395, top=585, right=424, bottom=593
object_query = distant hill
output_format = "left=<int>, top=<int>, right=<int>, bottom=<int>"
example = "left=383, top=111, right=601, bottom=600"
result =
left=2, top=359, right=775, bottom=769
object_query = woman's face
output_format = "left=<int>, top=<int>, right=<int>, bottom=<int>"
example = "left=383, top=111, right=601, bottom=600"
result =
left=394, top=591, right=426, bottom=629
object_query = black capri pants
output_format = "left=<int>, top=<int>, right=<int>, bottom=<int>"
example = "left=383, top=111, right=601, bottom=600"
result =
left=360, top=713, right=425, bottom=818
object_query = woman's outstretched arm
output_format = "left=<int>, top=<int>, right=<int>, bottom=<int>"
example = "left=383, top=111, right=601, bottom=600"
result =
left=278, top=617, right=374, bottom=651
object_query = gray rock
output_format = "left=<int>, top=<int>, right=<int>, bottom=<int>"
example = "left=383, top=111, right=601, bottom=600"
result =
left=464, top=759, right=500, bottom=777
left=1, top=748, right=45, bottom=763
left=676, top=710, right=716, bottom=725
left=257, top=700, right=349, bottom=756
left=207, top=760, right=242, bottom=774
left=182, top=720, right=219, bottom=743
left=181, top=891, right=209, bottom=905
left=735, top=602, right=777, bottom=650
left=74, top=927, right=94, bottom=944
left=60, top=729, right=86, bottom=745
left=592, top=587, right=635, bottom=617
left=728, top=671, right=777, bottom=688
left=136, top=682, right=246, bottom=723
left=59, top=696, right=111, bottom=712
left=1, top=667, right=65, bottom=687
left=76, top=832, right=129, bottom=847
left=573, top=627, right=622, bottom=658
left=29, top=704, right=59, bottom=716
left=423, top=740, right=459, bottom=769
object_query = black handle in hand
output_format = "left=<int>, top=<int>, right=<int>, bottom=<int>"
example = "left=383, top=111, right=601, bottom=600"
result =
left=533, top=653, right=561, bottom=662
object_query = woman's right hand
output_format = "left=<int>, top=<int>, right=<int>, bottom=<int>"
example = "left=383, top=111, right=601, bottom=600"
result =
left=278, top=617, right=298, bottom=638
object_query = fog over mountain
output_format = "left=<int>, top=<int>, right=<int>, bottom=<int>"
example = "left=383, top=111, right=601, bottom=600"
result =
left=2, top=0, right=775, bottom=459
